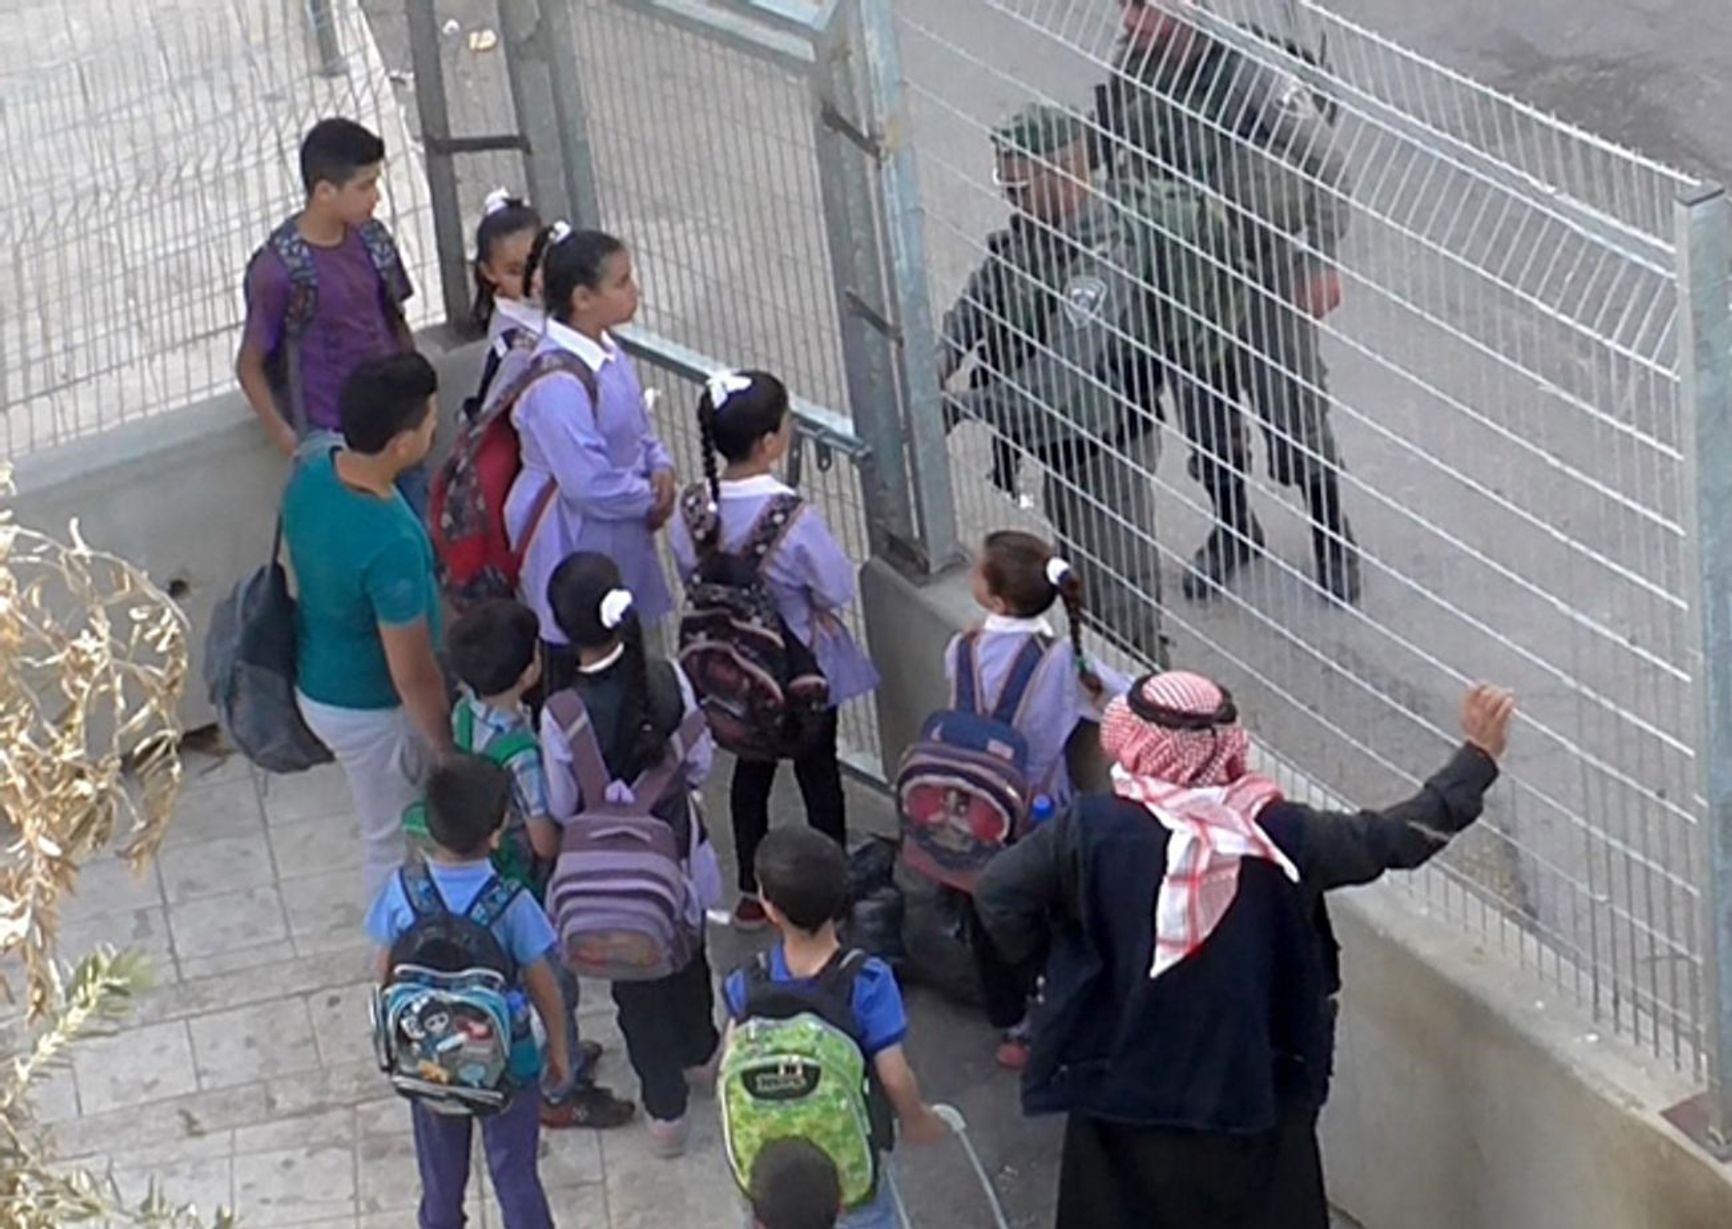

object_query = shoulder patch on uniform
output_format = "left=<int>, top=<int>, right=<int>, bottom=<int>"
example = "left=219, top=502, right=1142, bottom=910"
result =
left=1062, top=275, right=1109, bottom=328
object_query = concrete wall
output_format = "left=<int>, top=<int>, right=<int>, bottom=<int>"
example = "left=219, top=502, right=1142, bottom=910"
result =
left=859, top=557, right=1732, bottom=1229
left=6, top=329, right=487, bottom=731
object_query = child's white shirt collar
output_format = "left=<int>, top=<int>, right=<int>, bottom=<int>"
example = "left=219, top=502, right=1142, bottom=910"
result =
left=718, top=474, right=795, bottom=498
left=982, top=612, right=1056, bottom=637
left=544, top=318, right=616, bottom=372
left=491, top=296, right=547, bottom=337
left=577, top=643, right=627, bottom=675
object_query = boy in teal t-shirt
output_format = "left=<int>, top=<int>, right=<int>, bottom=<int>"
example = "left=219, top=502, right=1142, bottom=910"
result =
left=429, top=598, right=634, bottom=1131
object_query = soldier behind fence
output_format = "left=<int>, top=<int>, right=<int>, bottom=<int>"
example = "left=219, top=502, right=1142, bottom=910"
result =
left=940, top=102, right=1246, bottom=669
left=1097, top=0, right=1361, bottom=604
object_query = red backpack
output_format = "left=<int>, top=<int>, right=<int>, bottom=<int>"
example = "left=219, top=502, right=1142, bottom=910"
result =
left=428, top=350, right=598, bottom=612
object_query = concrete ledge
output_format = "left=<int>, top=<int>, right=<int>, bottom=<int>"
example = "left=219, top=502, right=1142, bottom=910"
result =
left=861, top=556, right=1732, bottom=1229
left=7, top=329, right=487, bottom=730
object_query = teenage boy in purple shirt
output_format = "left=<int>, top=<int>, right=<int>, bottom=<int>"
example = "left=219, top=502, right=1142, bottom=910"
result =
left=237, top=118, right=425, bottom=510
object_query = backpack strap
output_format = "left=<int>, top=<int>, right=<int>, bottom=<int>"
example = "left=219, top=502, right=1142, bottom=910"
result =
left=544, top=689, right=616, bottom=809
left=810, top=948, right=869, bottom=1042
left=400, top=858, right=448, bottom=920
left=952, top=632, right=983, bottom=714
left=741, top=493, right=806, bottom=579
left=264, top=217, right=319, bottom=437
left=478, top=348, right=601, bottom=566
left=358, top=218, right=415, bottom=309
left=465, top=873, right=523, bottom=932
left=990, top=636, right=1051, bottom=726
left=627, top=706, right=710, bottom=812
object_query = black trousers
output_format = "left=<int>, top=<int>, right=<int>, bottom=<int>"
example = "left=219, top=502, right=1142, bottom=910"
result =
left=611, top=943, right=720, bottom=1122
left=1056, top=1106, right=1328, bottom=1229
left=964, top=897, right=1040, bottom=1031
left=730, top=709, right=846, bottom=894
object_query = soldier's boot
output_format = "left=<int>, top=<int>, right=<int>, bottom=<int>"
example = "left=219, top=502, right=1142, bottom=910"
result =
left=1307, top=471, right=1362, bottom=606
left=1183, top=475, right=1265, bottom=601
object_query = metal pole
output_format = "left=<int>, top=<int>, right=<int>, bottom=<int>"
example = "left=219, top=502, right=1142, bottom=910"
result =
left=809, top=0, right=920, bottom=565
left=540, top=0, right=604, bottom=229
left=1678, top=181, right=1732, bottom=1155
left=403, top=0, right=473, bottom=325
left=499, top=0, right=578, bottom=225
left=858, top=0, right=959, bottom=570
left=308, top=0, right=345, bottom=77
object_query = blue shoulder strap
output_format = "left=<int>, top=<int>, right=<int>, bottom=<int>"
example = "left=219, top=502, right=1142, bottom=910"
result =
left=953, top=632, right=982, bottom=714
left=401, top=858, right=446, bottom=920
left=358, top=218, right=414, bottom=306
left=990, top=637, right=1050, bottom=726
left=466, top=873, right=522, bottom=932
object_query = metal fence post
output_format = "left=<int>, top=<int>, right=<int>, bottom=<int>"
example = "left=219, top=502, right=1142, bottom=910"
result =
left=403, top=0, right=474, bottom=325
left=307, top=0, right=345, bottom=77
left=857, top=0, right=959, bottom=570
left=539, top=0, right=603, bottom=229
left=498, top=0, right=600, bottom=229
left=809, top=0, right=921, bottom=566
left=1678, top=181, right=1732, bottom=1154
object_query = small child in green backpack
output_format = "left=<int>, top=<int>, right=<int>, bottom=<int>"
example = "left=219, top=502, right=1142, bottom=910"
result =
left=722, top=829, right=947, bottom=1229
left=422, top=597, right=636, bottom=1130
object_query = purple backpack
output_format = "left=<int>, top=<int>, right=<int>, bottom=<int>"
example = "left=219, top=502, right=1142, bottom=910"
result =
left=542, top=690, right=710, bottom=982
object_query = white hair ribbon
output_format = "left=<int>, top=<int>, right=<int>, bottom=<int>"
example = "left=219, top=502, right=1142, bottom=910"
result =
left=549, top=220, right=573, bottom=246
left=706, top=370, right=754, bottom=411
left=482, top=187, right=516, bottom=216
left=1046, top=557, right=1073, bottom=588
left=599, top=588, right=635, bottom=630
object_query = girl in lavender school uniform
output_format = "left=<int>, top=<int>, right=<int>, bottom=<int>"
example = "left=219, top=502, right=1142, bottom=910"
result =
left=669, top=370, right=879, bottom=931
left=953, top=529, right=1129, bottom=1070
left=464, top=189, right=544, bottom=419
left=504, top=226, right=678, bottom=695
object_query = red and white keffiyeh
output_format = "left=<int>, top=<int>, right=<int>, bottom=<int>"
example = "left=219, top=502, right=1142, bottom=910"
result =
left=1100, top=671, right=1297, bottom=980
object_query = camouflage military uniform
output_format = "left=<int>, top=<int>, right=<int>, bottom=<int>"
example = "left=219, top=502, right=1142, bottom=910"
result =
left=940, top=104, right=1244, bottom=667
left=1099, top=18, right=1362, bottom=602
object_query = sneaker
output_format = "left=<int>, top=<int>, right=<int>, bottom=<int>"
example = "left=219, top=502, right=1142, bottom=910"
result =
left=540, top=1085, right=637, bottom=1130
left=647, top=1113, right=691, bottom=1158
left=574, top=1039, right=603, bottom=1077
left=731, top=895, right=770, bottom=931
left=995, top=1021, right=1033, bottom=1071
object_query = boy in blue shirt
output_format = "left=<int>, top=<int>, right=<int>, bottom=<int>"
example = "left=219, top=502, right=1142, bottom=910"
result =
left=443, top=599, right=635, bottom=1131
left=367, top=756, right=568, bottom=1229
left=724, top=829, right=947, bottom=1229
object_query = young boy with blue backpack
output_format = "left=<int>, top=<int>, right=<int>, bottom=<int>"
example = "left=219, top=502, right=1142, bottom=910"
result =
left=537, top=551, right=722, bottom=1158
left=414, top=598, right=635, bottom=1131
left=367, top=755, right=567, bottom=1229
left=721, top=828, right=948, bottom=1229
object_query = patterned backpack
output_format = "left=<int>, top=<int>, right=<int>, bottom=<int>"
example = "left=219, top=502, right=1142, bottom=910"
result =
left=370, top=862, right=535, bottom=1117
left=427, top=350, right=598, bottom=613
left=677, top=489, right=829, bottom=760
left=401, top=704, right=542, bottom=890
left=542, top=689, right=709, bottom=981
left=245, top=216, right=412, bottom=434
left=720, top=949, right=894, bottom=1211
left=895, top=631, right=1051, bottom=892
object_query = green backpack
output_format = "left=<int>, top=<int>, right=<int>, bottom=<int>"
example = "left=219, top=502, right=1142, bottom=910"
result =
left=720, top=949, right=894, bottom=1210
left=403, top=704, right=541, bottom=890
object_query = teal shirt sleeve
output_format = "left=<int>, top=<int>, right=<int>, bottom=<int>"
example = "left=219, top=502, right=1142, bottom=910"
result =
left=364, top=536, right=433, bottom=627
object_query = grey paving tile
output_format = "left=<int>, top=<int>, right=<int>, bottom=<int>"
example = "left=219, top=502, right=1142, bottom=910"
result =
left=307, top=981, right=377, bottom=1071
left=356, top=1130, right=420, bottom=1217
left=233, top=1142, right=357, bottom=1226
left=281, top=868, right=368, bottom=956
left=176, top=939, right=301, bottom=984
left=60, top=903, right=177, bottom=977
left=111, top=1154, right=235, bottom=1223
left=169, top=885, right=288, bottom=960
left=160, top=833, right=276, bottom=904
left=60, top=850, right=165, bottom=920
left=73, top=1019, right=199, bottom=1114
left=189, top=996, right=321, bottom=1090
left=270, top=811, right=362, bottom=880
left=232, top=1107, right=355, bottom=1156
left=261, top=765, right=356, bottom=827
left=164, top=777, right=267, bottom=849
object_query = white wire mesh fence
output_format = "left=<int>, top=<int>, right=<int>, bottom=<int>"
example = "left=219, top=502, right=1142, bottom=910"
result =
left=0, top=0, right=441, bottom=458
left=901, top=0, right=1708, bottom=1072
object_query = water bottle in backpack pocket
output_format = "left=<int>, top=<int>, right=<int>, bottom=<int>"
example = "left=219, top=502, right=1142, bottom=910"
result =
left=676, top=488, right=829, bottom=761
left=720, top=950, right=895, bottom=1212
left=541, top=689, right=710, bottom=981
left=370, top=862, right=532, bottom=1117
left=896, top=633, right=1051, bottom=892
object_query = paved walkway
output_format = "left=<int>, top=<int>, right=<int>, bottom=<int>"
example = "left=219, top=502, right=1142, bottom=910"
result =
left=24, top=746, right=1063, bottom=1228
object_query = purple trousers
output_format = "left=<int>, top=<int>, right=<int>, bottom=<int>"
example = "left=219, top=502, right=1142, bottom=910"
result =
left=411, top=1092, right=553, bottom=1229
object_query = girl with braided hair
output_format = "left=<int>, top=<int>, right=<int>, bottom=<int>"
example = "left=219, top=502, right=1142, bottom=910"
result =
left=975, top=671, right=1514, bottom=1227
left=950, top=530, right=1132, bottom=1069
left=668, top=370, right=878, bottom=931
left=541, top=551, right=720, bottom=1156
